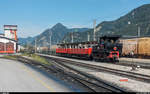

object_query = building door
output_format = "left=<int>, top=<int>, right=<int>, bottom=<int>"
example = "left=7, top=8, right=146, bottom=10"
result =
left=6, top=42, right=14, bottom=53
left=0, top=42, right=4, bottom=53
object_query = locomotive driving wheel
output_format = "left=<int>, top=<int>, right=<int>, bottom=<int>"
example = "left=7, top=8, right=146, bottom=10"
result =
left=112, top=57, right=119, bottom=63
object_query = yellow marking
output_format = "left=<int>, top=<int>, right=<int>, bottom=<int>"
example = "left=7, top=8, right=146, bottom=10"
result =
left=20, top=65, right=54, bottom=92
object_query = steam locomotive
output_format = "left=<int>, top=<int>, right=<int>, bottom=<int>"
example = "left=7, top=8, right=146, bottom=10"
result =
left=56, top=35, right=122, bottom=62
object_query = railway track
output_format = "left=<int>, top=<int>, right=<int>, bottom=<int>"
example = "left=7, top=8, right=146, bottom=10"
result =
left=41, top=53, right=150, bottom=69
left=15, top=56, right=126, bottom=92
left=117, top=60, right=150, bottom=69
left=49, top=58, right=127, bottom=92
left=38, top=54, right=150, bottom=84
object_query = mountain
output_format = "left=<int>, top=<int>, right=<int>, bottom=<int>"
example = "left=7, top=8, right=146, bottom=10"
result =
left=34, top=23, right=69, bottom=47
left=96, top=4, right=150, bottom=36
left=18, top=37, right=35, bottom=46
left=62, top=29, right=93, bottom=43
left=19, top=23, right=89, bottom=47
left=62, top=4, right=150, bottom=43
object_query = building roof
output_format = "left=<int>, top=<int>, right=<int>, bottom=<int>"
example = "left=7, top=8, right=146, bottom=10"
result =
left=0, top=34, right=4, bottom=35
left=120, top=35, right=150, bottom=39
left=4, top=25, right=17, bottom=27
left=0, top=36, right=17, bottom=42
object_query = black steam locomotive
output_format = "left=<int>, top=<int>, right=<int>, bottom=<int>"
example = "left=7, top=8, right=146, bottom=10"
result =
left=92, top=35, right=122, bottom=62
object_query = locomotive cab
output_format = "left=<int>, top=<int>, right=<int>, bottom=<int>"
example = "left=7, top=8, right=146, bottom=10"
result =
left=92, top=35, right=122, bottom=62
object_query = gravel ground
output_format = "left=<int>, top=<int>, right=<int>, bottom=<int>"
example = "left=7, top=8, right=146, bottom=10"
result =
left=64, top=63, right=150, bottom=92
left=88, top=72, right=150, bottom=92
left=38, top=54, right=150, bottom=92
left=39, top=54, right=150, bottom=76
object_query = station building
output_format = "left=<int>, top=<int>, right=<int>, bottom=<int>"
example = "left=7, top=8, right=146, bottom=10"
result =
left=0, top=25, right=18, bottom=54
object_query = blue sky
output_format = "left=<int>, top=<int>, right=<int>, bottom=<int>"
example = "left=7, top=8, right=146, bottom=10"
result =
left=0, top=0, right=150, bottom=38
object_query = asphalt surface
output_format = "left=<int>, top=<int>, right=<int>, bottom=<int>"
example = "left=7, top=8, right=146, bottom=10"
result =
left=0, top=58, right=76, bottom=92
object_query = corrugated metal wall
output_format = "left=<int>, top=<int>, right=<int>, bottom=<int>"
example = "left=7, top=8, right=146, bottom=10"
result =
left=120, top=37, right=150, bottom=56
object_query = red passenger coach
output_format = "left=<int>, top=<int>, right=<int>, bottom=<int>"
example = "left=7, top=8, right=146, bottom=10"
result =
left=56, top=41, right=97, bottom=59
left=56, top=48, right=92, bottom=56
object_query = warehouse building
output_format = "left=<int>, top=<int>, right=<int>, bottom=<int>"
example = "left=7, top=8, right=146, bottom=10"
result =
left=0, top=25, right=18, bottom=54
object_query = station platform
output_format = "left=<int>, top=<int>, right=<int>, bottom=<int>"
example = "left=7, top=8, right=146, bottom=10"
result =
left=0, top=58, right=79, bottom=92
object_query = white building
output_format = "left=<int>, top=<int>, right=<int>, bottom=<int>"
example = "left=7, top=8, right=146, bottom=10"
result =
left=0, top=25, right=18, bottom=54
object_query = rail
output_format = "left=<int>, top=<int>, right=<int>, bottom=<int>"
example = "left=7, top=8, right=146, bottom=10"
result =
left=38, top=54, right=150, bottom=84
left=16, top=55, right=127, bottom=92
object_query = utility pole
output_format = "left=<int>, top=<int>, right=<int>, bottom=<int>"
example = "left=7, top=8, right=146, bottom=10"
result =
left=71, top=32, right=74, bottom=43
left=27, top=41, right=29, bottom=53
left=93, top=19, right=96, bottom=41
left=88, top=32, right=90, bottom=41
left=57, top=39, right=58, bottom=44
left=49, top=31, right=52, bottom=51
left=137, top=26, right=140, bottom=55
left=138, top=26, right=140, bottom=37
left=35, top=39, right=37, bottom=53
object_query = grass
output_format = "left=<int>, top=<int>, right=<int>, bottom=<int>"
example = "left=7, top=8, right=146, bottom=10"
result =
left=30, top=54, right=50, bottom=65
left=3, top=53, right=50, bottom=66
left=22, top=53, right=51, bottom=65
left=3, top=55, right=18, bottom=60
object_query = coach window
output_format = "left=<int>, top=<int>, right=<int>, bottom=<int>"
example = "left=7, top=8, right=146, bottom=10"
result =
left=85, top=44, right=87, bottom=48
left=70, top=45, right=72, bottom=48
left=58, top=45, right=60, bottom=48
left=77, top=45, right=79, bottom=49
left=82, top=45, right=85, bottom=49
left=75, top=45, right=77, bottom=48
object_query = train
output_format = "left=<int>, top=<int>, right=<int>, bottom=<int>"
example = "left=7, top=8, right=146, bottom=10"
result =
left=56, top=35, right=123, bottom=62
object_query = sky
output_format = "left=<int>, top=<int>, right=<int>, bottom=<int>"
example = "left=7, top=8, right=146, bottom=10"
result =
left=0, top=0, right=150, bottom=38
